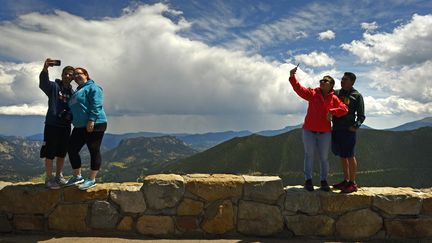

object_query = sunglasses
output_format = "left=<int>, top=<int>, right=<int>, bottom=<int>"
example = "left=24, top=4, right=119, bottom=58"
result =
left=320, top=79, right=331, bottom=84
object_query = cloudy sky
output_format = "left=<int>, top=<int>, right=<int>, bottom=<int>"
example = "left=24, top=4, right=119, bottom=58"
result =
left=0, top=0, right=431, bottom=136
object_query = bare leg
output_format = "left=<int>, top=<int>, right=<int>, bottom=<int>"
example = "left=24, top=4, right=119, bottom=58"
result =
left=340, top=157, right=350, bottom=180
left=348, top=156, right=357, bottom=182
left=45, top=159, right=53, bottom=177
left=89, top=170, right=98, bottom=180
left=55, top=157, right=65, bottom=177
left=73, top=168, right=82, bottom=177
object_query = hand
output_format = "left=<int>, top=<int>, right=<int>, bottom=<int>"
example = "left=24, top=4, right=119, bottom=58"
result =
left=43, top=58, right=52, bottom=71
left=86, top=121, right=95, bottom=133
left=290, top=66, right=297, bottom=77
left=327, top=112, right=333, bottom=122
left=349, top=126, right=357, bottom=132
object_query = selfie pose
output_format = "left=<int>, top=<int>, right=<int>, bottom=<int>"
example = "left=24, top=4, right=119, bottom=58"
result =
left=289, top=65, right=348, bottom=191
left=65, top=67, right=107, bottom=190
left=39, top=58, right=74, bottom=189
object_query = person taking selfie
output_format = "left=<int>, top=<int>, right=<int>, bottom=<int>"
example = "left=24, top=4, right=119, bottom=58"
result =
left=39, top=58, right=74, bottom=189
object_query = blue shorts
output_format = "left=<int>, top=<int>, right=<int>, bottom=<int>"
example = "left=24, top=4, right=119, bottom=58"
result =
left=331, top=129, right=356, bottom=158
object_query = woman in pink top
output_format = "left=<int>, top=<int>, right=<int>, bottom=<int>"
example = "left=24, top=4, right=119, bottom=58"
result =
left=289, top=66, right=348, bottom=191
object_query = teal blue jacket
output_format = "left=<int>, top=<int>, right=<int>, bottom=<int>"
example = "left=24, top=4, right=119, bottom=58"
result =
left=68, top=80, right=107, bottom=128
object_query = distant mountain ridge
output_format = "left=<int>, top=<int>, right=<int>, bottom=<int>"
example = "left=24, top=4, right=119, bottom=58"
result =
left=0, top=135, right=197, bottom=182
left=2, top=126, right=432, bottom=187
left=387, top=117, right=432, bottom=131
left=23, top=117, right=431, bottom=152
left=157, top=127, right=432, bottom=188
left=0, top=136, right=42, bottom=181
left=101, top=136, right=197, bottom=182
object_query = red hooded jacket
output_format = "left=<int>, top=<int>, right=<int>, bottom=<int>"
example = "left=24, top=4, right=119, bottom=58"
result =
left=289, top=76, right=348, bottom=132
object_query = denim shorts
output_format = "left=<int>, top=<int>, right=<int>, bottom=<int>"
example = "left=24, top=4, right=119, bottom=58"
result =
left=331, top=129, right=356, bottom=158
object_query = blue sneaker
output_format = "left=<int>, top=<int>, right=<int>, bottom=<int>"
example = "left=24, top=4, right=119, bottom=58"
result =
left=78, top=179, right=96, bottom=190
left=64, top=175, right=84, bottom=187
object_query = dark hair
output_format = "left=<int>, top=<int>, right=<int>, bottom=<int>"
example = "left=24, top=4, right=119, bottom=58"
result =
left=323, top=75, right=335, bottom=86
left=344, top=72, right=356, bottom=83
left=75, top=67, right=91, bottom=80
left=62, top=66, right=74, bottom=75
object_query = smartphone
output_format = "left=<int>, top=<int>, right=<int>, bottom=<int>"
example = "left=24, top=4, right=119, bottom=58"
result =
left=50, top=60, right=61, bottom=66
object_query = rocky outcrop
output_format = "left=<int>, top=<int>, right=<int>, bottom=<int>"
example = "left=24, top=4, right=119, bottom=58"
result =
left=0, top=174, right=431, bottom=240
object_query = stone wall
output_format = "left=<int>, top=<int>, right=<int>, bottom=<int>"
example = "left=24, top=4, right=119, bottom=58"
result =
left=1, top=174, right=431, bottom=240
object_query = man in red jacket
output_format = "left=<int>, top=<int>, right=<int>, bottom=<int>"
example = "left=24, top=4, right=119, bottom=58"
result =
left=289, top=66, right=348, bottom=191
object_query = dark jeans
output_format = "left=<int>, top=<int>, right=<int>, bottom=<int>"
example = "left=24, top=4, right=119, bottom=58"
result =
left=68, top=123, right=107, bottom=170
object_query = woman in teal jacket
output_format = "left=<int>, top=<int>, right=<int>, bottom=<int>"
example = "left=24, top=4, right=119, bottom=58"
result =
left=65, top=67, right=107, bottom=190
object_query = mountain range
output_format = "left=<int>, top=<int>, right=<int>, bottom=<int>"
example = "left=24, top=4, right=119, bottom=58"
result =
left=1, top=117, right=431, bottom=187
left=101, top=136, right=196, bottom=182
left=387, top=117, right=432, bottom=131
left=156, top=127, right=432, bottom=188
left=0, top=136, right=42, bottom=181
left=24, top=116, right=424, bottom=152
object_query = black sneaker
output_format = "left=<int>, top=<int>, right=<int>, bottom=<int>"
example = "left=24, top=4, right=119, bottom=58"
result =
left=304, top=179, right=314, bottom=191
left=320, top=180, right=331, bottom=192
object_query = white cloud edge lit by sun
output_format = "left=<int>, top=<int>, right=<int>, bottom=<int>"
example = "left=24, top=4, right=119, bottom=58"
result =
left=318, top=30, right=335, bottom=40
left=360, top=21, right=378, bottom=32
left=0, top=104, right=46, bottom=115
left=341, top=14, right=432, bottom=66
left=294, top=51, right=335, bottom=67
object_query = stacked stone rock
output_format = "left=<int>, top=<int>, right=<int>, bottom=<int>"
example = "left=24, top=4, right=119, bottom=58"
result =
left=0, top=175, right=431, bottom=240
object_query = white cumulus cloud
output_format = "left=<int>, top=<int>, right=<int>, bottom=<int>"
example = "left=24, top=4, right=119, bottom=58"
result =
left=364, top=95, right=432, bottom=116
left=360, top=21, right=378, bottom=32
left=0, top=104, right=46, bottom=115
left=318, top=30, right=335, bottom=40
left=294, top=51, right=335, bottom=67
left=0, top=3, right=317, bottom=132
left=341, top=14, right=432, bottom=66
left=366, top=60, right=432, bottom=103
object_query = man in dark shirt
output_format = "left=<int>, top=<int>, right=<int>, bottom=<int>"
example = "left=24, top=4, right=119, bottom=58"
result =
left=39, top=58, right=74, bottom=189
left=331, top=72, right=365, bottom=193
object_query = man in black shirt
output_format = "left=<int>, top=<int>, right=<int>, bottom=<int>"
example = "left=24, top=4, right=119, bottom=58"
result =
left=331, top=72, right=365, bottom=193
